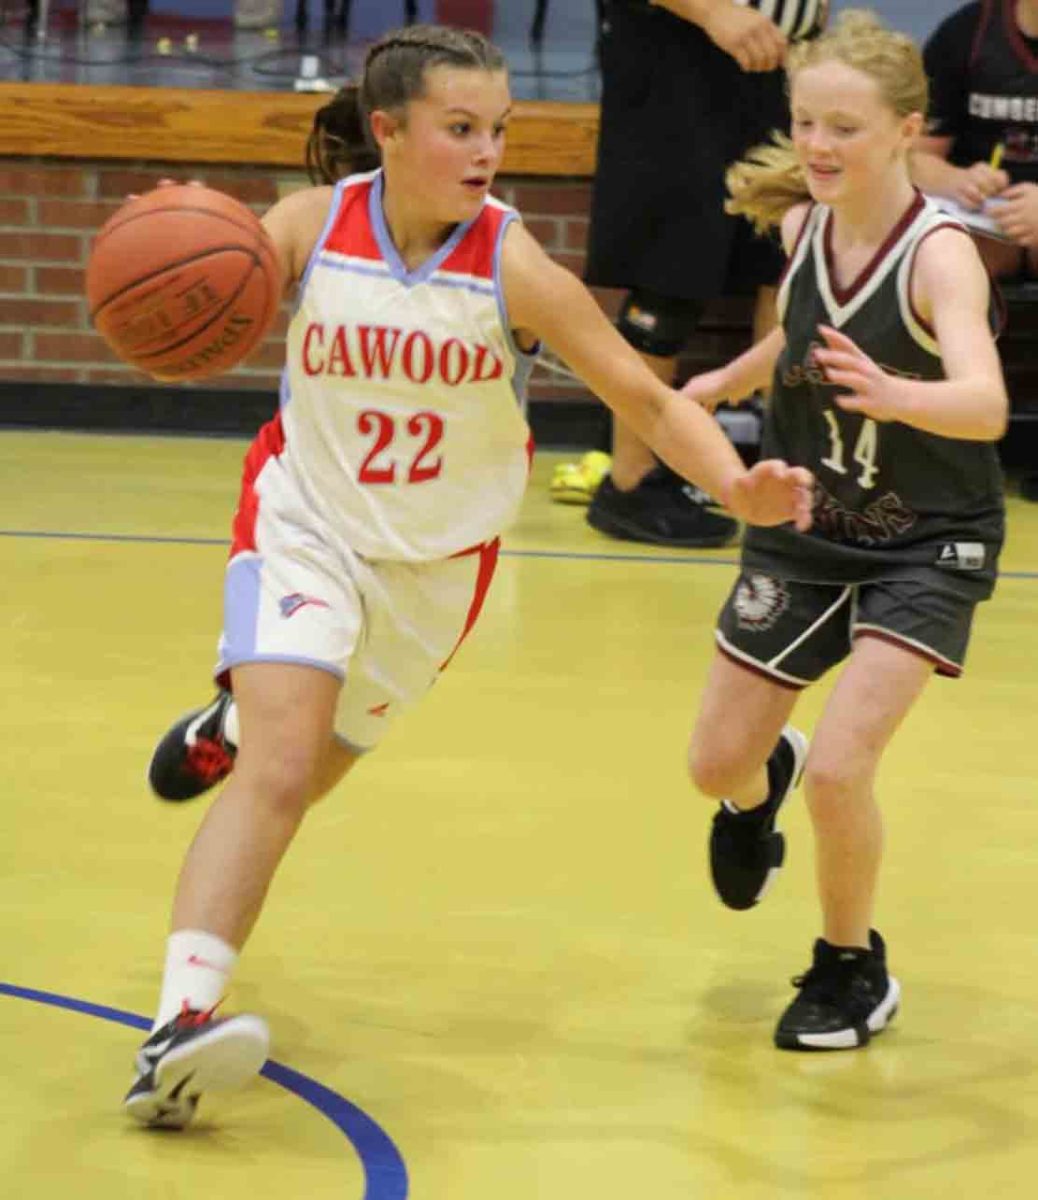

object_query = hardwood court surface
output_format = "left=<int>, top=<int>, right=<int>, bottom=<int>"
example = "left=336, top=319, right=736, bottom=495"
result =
left=2, top=430, right=1037, bottom=1200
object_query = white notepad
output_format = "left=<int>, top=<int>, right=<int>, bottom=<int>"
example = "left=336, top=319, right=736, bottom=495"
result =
left=927, top=194, right=1013, bottom=242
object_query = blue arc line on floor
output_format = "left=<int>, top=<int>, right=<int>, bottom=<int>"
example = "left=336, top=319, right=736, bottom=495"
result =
left=2, top=527, right=1037, bottom=577
left=0, top=980, right=409, bottom=1200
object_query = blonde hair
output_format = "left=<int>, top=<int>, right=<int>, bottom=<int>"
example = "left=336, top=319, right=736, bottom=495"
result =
left=726, top=8, right=929, bottom=234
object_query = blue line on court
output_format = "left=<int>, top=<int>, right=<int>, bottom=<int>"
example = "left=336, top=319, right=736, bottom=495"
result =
left=2, top=526, right=1038, bottom=577
left=0, top=981, right=409, bottom=1200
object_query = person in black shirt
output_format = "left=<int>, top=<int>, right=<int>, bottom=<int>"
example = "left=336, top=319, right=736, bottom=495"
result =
left=912, top=0, right=1038, bottom=279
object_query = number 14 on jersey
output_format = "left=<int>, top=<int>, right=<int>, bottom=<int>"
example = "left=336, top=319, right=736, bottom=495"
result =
left=820, top=410, right=879, bottom=489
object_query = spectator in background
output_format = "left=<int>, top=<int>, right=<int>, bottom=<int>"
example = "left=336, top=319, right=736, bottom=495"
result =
left=559, top=0, right=828, bottom=548
left=910, top=0, right=1038, bottom=500
left=912, top=0, right=1038, bottom=273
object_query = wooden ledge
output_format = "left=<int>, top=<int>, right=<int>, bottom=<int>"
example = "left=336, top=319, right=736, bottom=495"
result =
left=0, top=82, right=598, bottom=177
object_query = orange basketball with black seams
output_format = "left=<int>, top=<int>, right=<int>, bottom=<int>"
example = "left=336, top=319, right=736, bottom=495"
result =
left=86, top=184, right=282, bottom=382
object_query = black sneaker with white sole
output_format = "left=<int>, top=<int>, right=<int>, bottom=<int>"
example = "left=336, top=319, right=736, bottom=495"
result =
left=123, top=1005, right=270, bottom=1129
left=774, top=929, right=900, bottom=1051
left=709, top=726, right=808, bottom=910
left=148, top=691, right=237, bottom=801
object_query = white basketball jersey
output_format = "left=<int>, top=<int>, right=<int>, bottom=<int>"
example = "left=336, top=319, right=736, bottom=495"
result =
left=240, top=171, right=536, bottom=564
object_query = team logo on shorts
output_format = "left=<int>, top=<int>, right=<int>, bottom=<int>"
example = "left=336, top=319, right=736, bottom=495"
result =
left=733, top=573, right=789, bottom=632
left=279, top=592, right=331, bottom=619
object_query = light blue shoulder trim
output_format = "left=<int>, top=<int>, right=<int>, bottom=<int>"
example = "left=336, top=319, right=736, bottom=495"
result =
left=369, top=171, right=476, bottom=287
left=493, top=211, right=540, bottom=401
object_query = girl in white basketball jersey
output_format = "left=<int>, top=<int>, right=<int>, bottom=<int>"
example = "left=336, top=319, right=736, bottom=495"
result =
left=123, top=24, right=813, bottom=1127
left=680, top=12, right=1007, bottom=1051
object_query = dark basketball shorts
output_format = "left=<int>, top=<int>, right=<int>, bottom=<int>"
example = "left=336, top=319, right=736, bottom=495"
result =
left=716, top=571, right=980, bottom=688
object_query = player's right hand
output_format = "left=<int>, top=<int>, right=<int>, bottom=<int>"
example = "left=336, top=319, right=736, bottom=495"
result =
left=702, top=5, right=787, bottom=73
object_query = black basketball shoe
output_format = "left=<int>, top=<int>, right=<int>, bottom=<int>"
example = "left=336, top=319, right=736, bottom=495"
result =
left=123, top=1005, right=270, bottom=1129
left=148, top=691, right=237, bottom=801
left=587, top=467, right=738, bottom=548
left=709, top=726, right=808, bottom=910
left=774, top=930, right=900, bottom=1051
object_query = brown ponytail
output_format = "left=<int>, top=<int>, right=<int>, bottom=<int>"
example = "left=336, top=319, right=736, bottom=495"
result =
left=305, top=82, right=381, bottom=185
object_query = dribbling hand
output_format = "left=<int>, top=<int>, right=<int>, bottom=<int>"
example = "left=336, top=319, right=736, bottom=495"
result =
left=127, top=178, right=206, bottom=201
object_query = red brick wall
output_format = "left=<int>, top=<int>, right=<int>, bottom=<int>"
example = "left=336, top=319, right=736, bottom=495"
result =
left=0, top=159, right=604, bottom=406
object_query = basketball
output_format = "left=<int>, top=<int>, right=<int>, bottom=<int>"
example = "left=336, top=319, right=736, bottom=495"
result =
left=86, top=184, right=282, bottom=382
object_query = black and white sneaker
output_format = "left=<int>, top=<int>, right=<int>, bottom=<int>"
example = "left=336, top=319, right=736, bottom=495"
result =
left=123, top=1005, right=270, bottom=1129
left=709, top=726, right=808, bottom=910
left=774, top=929, right=900, bottom=1051
left=148, top=691, right=237, bottom=801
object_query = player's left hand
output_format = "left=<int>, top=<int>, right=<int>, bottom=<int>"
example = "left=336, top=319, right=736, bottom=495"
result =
left=992, top=182, right=1038, bottom=246
left=813, top=325, right=903, bottom=421
left=727, top=459, right=815, bottom=532
left=681, top=367, right=731, bottom=413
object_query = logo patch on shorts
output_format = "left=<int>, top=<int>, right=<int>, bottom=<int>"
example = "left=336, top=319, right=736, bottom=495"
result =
left=935, top=542, right=985, bottom=571
left=733, top=573, right=790, bottom=632
left=279, top=592, right=331, bottom=618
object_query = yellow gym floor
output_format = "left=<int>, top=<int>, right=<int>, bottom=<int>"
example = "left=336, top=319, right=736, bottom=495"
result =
left=2, top=430, right=1037, bottom=1200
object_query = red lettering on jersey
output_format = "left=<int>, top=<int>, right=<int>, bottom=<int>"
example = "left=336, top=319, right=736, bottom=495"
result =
left=401, top=331, right=435, bottom=383
left=470, top=344, right=504, bottom=382
left=439, top=338, right=471, bottom=386
left=301, top=322, right=505, bottom=384
left=327, top=325, right=356, bottom=377
left=302, top=323, right=325, bottom=375
left=358, top=325, right=403, bottom=378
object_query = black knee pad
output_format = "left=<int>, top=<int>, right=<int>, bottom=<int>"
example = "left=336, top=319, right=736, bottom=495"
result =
left=615, top=289, right=705, bottom=358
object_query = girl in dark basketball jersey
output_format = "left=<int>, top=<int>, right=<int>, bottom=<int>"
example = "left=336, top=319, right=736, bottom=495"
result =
left=680, top=10, right=1008, bottom=1050
left=122, top=24, right=814, bottom=1129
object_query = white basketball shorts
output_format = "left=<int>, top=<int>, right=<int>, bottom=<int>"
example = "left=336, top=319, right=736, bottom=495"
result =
left=215, top=509, right=499, bottom=752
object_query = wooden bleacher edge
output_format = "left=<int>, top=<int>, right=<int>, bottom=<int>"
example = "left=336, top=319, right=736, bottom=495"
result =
left=0, top=82, right=599, bottom=176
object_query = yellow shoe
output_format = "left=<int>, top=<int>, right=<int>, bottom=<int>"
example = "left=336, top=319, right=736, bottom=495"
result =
left=549, top=450, right=612, bottom=505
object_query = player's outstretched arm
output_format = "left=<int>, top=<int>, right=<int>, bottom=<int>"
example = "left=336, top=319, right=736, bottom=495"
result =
left=501, top=223, right=813, bottom=530
left=682, top=325, right=785, bottom=412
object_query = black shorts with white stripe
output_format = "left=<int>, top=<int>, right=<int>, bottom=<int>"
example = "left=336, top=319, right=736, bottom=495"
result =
left=715, top=571, right=978, bottom=688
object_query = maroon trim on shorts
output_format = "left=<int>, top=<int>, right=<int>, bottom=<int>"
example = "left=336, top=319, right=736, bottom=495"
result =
left=852, top=627, right=963, bottom=678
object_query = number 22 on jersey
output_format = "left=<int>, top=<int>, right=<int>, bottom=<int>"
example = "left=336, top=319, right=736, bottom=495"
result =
left=357, top=409, right=445, bottom=484
left=820, top=410, right=879, bottom=489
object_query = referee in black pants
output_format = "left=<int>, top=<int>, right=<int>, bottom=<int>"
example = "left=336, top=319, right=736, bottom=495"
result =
left=583, top=0, right=827, bottom=547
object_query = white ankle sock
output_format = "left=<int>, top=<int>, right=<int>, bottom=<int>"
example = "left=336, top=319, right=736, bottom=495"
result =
left=152, top=929, right=238, bottom=1031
